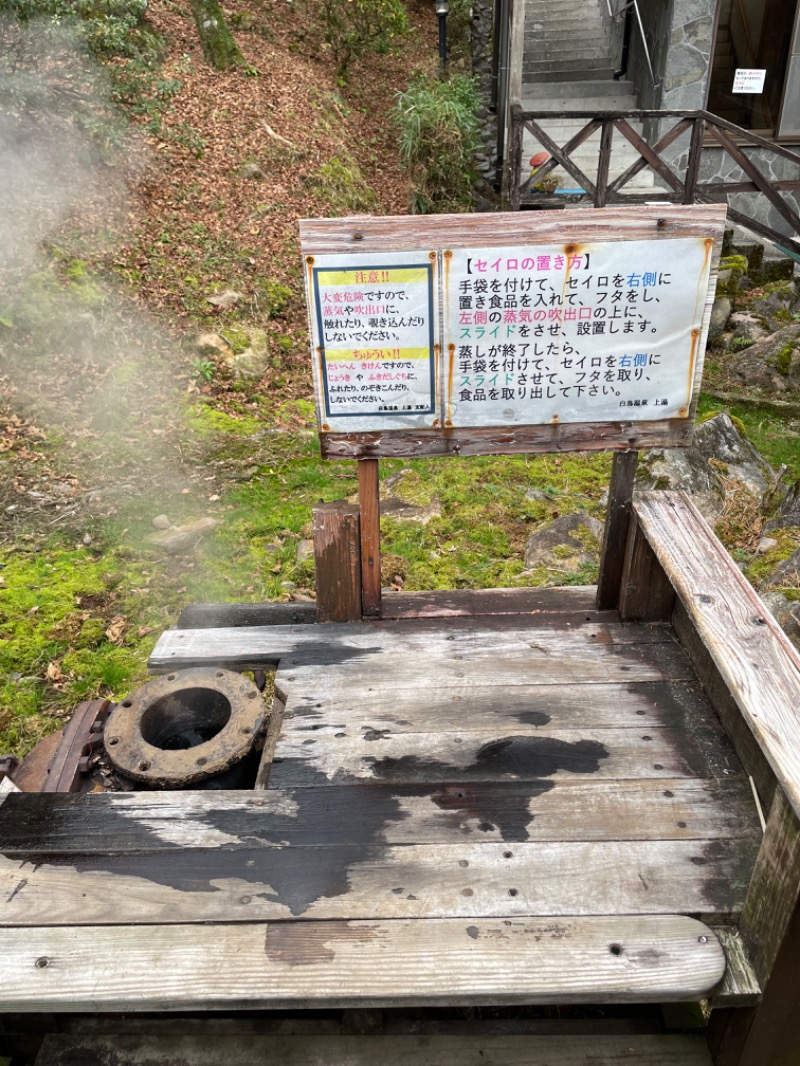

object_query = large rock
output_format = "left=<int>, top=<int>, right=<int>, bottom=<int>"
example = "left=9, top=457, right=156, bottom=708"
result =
left=708, top=296, right=731, bottom=340
left=720, top=323, right=800, bottom=395
left=379, top=496, right=441, bottom=524
left=523, top=513, right=603, bottom=572
left=765, top=480, right=800, bottom=532
left=231, top=327, right=270, bottom=380
left=638, top=413, right=772, bottom=522
left=148, top=517, right=222, bottom=554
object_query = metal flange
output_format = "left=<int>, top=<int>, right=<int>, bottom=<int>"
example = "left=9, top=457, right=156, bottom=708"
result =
left=105, top=668, right=265, bottom=788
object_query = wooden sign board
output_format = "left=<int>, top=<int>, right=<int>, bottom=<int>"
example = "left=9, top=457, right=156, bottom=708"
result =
left=300, top=205, right=726, bottom=459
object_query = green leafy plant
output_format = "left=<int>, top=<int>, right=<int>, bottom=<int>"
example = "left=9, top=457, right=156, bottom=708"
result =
left=394, top=73, right=480, bottom=213
left=191, top=357, right=216, bottom=383
left=316, top=0, right=409, bottom=80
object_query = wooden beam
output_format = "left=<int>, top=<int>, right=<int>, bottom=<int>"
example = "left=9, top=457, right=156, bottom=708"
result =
left=321, top=418, right=693, bottom=459
left=633, top=491, right=800, bottom=821
left=358, top=458, right=381, bottom=618
left=597, top=450, right=638, bottom=610
left=618, top=514, right=676, bottom=623
left=312, top=501, right=362, bottom=623
left=709, top=788, right=800, bottom=1064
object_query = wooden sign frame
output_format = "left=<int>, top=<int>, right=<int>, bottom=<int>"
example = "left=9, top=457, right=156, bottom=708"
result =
left=300, top=205, right=726, bottom=459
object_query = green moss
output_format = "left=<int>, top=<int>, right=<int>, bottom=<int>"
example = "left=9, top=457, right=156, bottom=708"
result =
left=185, top=403, right=261, bottom=437
left=653, top=475, right=671, bottom=490
left=259, top=279, right=294, bottom=318
left=308, top=154, right=376, bottom=214
left=775, top=342, right=794, bottom=376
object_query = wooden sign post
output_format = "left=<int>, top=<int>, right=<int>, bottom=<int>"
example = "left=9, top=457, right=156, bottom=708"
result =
left=301, top=205, right=726, bottom=619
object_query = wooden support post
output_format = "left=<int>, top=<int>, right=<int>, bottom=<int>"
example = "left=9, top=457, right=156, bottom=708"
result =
left=312, top=501, right=362, bottom=623
left=618, top=513, right=675, bottom=622
left=596, top=450, right=638, bottom=611
left=358, top=458, right=381, bottom=618
left=709, top=788, right=800, bottom=1065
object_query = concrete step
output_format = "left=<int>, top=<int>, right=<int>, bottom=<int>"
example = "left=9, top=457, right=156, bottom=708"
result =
left=525, top=78, right=637, bottom=98
left=523, top=66, right=619, bottom=80
left=525, top=48, right=617, bottom=65
left=524, top=62, right=618, bottom=78
left=521, top=96, right=639, bottom=113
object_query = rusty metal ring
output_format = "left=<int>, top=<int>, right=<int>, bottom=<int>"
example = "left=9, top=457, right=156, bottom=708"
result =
left=105, top=668, right=266, bottom=787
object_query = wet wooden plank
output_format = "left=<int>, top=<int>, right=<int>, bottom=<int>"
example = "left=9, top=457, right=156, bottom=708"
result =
left=150, top=617, right=677, bottom=673
left=0, top=915, right=725, bottom=1010
left=634, top=491, right=800, bottom=820
left=0, top=778, right=760, bottom=853
left=268, top=725, right=740, bottom=787
left=0, top=838, right=756, bottom=925
left=34, top=1031, right=716, bottom=1064
left=272, top=644, right=695, bottom=696
left=279, top=679, right=722, bottom=733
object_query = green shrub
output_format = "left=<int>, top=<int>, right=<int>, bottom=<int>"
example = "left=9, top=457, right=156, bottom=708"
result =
left=317, top=0, right=409, bottom=80
left=394, top=73, right=480, bottom=213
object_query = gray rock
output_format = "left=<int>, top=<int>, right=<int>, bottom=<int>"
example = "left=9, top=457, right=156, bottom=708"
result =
left=194, top=333, right=234, bottom=359
left=238, top=162, right=266, bottom=180
left=726, top=312, right=769, bottom=346
left=722, top=324, right=800, bottom=395
left=760, top=590, right=800, bottom=647
left=206, top=290, right=244, bottom=311
left=380, top=496, right=441, bottom=525
left=151, top=514, right=172, bottom=530
left=231, top=328, right=270, bottom=381
left=148, top=517, right=221, bottom=554
left=708, top=296, right=731, bottom=340
left=638, top=413, right=772, bottom=522
left=692, top=412, right=772, bottom=497
left=523, top=512, right=603, bottom=572
left=765, top=547, right=800, bottom=587
left=765, top=481, right=800, bottom=533
left=296, top=539, right=314, bottom=564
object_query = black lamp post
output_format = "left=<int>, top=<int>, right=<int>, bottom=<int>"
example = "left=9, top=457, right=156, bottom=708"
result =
left=435, top=0, right=449, bottom=70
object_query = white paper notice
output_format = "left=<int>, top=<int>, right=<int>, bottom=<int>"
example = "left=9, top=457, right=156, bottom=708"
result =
left=732, top=68, right=767, bottom=93
left=308, top=251, right=438, bottom=432
left=444, top=237, right=712, bottom=428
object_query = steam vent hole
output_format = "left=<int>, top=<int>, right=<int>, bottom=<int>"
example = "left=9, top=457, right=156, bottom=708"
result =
left=140, top=688, right=232, bottom=750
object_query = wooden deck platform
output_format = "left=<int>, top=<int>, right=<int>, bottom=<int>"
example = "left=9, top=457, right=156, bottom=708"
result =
left=0, top=588, right=759, bottom=1017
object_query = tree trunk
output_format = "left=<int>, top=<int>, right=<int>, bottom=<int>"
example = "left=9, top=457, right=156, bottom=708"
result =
left=189, top=0, right=242, bottom=70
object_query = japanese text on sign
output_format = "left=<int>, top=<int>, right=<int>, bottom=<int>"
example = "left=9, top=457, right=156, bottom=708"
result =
left=445, top=237, right=710, bottom=427
left=309, top=253, right=437, bottom=431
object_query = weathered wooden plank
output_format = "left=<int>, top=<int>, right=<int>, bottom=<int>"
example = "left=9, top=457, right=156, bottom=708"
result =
left=33, top=1032, right=716, bottom=1065
left=381, top=585, right=615, bottom=620
left=147, top=614, right=674, bottom=669
left=597, top=451, right=638, bottom=610
left=0, top=838, right=755, bottom=925
left=174, top=588, right=615, bottom=629
left=150, top=619, right=686, bottom=675
left=269, top=725, right=740, bottom=786
left=671, top=599, right=777, bottom=815
left=619, top=515, right=676, bottom=623
left=710, top=927, right=761, bottom=1009
left=177, top=602, right=318, bottom=628
left=312, top=500, right=362, bottom=623
left=275, top=644, right=696, bottom=696
left=0, top=916, right=726, bottom=1011
left=633, top=491, right=800, bottom=820
left=709, top=788, right=800, bottom=1064
left=299, top=205, right=727, bottom=255
left=320, top=419, right=691, bottom=459
left=0, top=778, right=760, bottom=853
left=357, top=458, right=381, bottom=618
left=280, top=679, right=725, bottom=733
